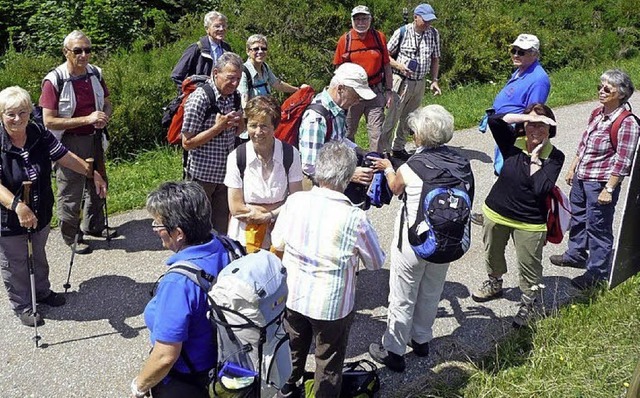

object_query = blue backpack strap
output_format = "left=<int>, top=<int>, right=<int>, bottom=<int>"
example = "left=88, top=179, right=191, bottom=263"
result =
left=165, top=260, right=215, bottom=291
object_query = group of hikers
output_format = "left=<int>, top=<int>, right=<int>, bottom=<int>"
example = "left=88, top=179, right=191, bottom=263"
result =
left=0, top=3, right=638, bottom=398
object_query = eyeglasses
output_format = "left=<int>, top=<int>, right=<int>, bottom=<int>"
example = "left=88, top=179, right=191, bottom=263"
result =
left=597, top=84, right=616, bottom=94
left=151, top=220, right=168, bottom=231
left=67, top=47, right=92, bottom=55
left=251, top=47, right=268, bottom=52
left=510, top=48, right=528, bottom=56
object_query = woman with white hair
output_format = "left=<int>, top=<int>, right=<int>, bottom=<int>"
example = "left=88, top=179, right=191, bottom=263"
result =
left=0, top=86, right=107, bottom=326
left=368, top=104, right=473, bottom=372
left=550, top=69, right=639, bottom=289
left=271, top=141, right=385, bottom=397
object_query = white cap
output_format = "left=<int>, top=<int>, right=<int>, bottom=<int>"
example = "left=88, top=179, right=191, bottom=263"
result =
left=334, top=63, right=376, bottom=100
left=511, top=34, right=540, bottom=51
left=351, top=5, right=371, bottom=16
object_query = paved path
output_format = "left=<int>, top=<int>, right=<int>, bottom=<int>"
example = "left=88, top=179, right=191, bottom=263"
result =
left=1, top=96, right=638, bottom=398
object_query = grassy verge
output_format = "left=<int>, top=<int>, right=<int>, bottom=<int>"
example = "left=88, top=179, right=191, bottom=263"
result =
left=418, top=275, right=640, bottom=397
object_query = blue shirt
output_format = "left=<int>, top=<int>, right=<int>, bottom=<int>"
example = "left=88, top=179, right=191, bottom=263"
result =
left=492, top=60, right=550, bottom=114
left=144, top=235, right=229, bottom=374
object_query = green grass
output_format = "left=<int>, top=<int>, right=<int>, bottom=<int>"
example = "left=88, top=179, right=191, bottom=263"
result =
left=414, top=275, right=640, bottom=398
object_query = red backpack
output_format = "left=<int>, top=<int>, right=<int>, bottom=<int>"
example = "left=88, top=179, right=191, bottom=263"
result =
left=545, top=185, right=572, bottom=244
left=588, top=105, right=639, bottom=150
left=274, top=86, right=333, bottom=148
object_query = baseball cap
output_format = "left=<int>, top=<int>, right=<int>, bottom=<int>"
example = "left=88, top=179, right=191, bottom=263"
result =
left=334, top=63, right=376, bottom=100
left=414, top=4, right=437, bottom=21
left=351, top=5, right=371, bottom=17
left=511, top=34, right=540, bottom=51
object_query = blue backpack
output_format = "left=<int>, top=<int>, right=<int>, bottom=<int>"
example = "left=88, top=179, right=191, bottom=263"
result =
left=399, top=148, right=474, bottom=264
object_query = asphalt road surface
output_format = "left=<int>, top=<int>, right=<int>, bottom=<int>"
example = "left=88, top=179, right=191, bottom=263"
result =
left=1, top=95, right=638, bottom=397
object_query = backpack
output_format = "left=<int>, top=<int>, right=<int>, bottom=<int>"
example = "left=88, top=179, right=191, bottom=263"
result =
left=242, top=64, right=271, bottom=95
left=303, top=359, right=380, bottom=398
left=588, top=104, right=640, bottom=150
left=399, top=148, right=474, bottom=264
left=545, top=185, right=572, bottom=244
left=342, top=29, right=386, bottom=85
left=208, top=250, right=291, bottom=397
left=163, top=75, right=241, bottom=145
left=274, top=86, right=333, bottom=148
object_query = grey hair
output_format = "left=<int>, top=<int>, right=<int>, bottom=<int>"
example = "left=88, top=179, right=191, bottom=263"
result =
left=63, top=30, right=91, bottom=48
left=408, top=104, right=455, bottom=148
left=601, top=69, right=635, bottom=103
left=214, top=52, right=243, bottom=72
left=0, top=86, right=32, bottom=115
left=146, top=181, right=213, bottom=245
left=204, top=11, right=227, bottom=28
left=315, top=141, right=357, bottom=192
left=246, top=34, right=267, bottom=51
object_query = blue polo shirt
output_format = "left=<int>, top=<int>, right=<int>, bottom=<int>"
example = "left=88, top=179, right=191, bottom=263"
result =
left=144, top=235, right=229, bottom=375
left=491, top=60, right=550, bottom=173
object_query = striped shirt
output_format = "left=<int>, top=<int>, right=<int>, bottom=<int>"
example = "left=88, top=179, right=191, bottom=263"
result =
left=387, top=23, right=440, bottom=80
left=576, top=105, right=640, bottom=182
left=298, top=90, right=348, bottom=176
left=271, top=187, right=385, bottom=320
left=182, top=80, right=238, bottom=183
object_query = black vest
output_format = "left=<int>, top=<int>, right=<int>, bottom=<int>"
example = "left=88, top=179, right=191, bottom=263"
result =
left=0, top=123, right=54, bottom=236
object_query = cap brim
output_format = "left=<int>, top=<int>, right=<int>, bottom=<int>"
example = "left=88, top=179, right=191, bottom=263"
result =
left=354, top=86, right=376, bottom=101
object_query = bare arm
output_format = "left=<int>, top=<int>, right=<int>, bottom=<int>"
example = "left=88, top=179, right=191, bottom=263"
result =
left=132, top=341, right=181, bottom=395
left=0, top=183, right=38, bottom=229
left=56, top=152, right=107, bottom=198
left=272, top=80, right=299, bottom=94
left=429, top=57, right=441, bottom=95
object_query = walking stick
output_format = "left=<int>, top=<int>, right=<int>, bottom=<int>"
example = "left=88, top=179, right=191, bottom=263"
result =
left=22, top=181, right=41, bottom=347
left=104, top=194, right=111, bottom=247
left=63, top=158, right=93, bottom=293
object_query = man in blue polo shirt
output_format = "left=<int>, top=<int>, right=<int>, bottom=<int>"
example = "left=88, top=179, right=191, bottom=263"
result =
left=472, top=33, right=550, bottom=225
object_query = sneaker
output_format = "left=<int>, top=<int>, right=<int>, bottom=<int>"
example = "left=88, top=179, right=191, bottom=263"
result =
left=408, top=340, right=429, bottom=357
left=276, top=383, right=301, bottom=398
left=470, top=212, right=484, bottom=226
left=549, top=254, right=585, bottom=269
left=368, top=343, right=406, bottom=372
left=512, top=295, right=538, bottom=328
left=85, top=227, right=119, bottom=239
left=391, top=149, right=411, bottom=161
left=37, top=292, right=66, bottom=307
left=472, top=277, right=503, bottom=302
left=17, top=309, right=44, bottom=327
left=69, top=242, right=92, bottom=255
left=571, top=272, right=606, bottom=290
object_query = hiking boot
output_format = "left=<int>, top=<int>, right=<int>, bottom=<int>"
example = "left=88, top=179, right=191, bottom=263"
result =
left=391, top=149, right=411, bottom=161
left=85, top=227, right=119, bottom=239
left=37, top=291, right=66, bottom=307
left=512, top=295, right=538, bottom=328
left=69, top=242, right=92, bottom=255
left=470, top=212, right=484, bottom=226
left=408, top=340, right=429, bottom=357
left=571, top=272, right=607, bottom=290
left=368, top=343, right=406, bottom=372
left=17, top=309, right=44, bottom=327
left=276, top=382, right=301, bottom=398
left=472, top=276, right=503, bottom=302
left=549, top=254, right=585, bottom=269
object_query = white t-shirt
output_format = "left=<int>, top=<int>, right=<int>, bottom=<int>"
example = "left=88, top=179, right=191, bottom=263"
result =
left=224, top=139, right=303, bottom=247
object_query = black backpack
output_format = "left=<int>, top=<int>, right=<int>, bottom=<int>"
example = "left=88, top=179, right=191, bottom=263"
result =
left=399, top=147, right=475, bottom=264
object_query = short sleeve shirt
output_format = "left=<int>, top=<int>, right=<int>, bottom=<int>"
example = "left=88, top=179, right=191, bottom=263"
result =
left=238, top=61, right=280, bottom=99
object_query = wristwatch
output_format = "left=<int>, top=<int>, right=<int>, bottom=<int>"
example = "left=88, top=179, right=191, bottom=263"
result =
left=605, top=186, right=614, bottom=193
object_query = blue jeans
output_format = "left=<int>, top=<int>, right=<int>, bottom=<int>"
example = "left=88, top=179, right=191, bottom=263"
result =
left=564, top=179, right=620, bottom=278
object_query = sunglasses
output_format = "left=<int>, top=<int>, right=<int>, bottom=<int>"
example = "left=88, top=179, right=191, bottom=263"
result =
left=251, top=47, right=268, bottom=52
left=597, top=84, right=615, bottom=94
left=67, top=47, right=92, bottom=55
left=510, top=48, right=528, bottom=56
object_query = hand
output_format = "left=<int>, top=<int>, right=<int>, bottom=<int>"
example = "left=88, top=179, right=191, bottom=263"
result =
left=531, top=138, right=548, bottom=159
left=93, top=172, right=108, bottom=198
left=598, top=189, right=612, bottom=205
left=351, top=166, right=374, bottom=185
left=430, top=81, right=442, bottom=96
left=529, top=114, right=557, bottom=126
left=215, top=111, right=243, bottom=131
left=385, top=90, right=394, bottom=108
left=16, top=202, right=38, bottom=229
left=299, top=84, right=310, bottom=89
left=368, top=156, right=392, bottom=172
left=88, top=111, right=109, bottom=128
left=565, top=169, right=575, bottom=186
left=397, top=65, right=411, bottom=76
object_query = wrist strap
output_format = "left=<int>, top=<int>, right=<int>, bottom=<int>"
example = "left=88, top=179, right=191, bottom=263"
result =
left=10, top=195, right=21, bottom=211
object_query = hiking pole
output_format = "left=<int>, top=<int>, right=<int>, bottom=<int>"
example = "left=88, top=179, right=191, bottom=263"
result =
left=103, top=191, right=111, bottom=247
left=63, top=158, right=93, bottom=293
left=22, top=181, right=42, bottom=347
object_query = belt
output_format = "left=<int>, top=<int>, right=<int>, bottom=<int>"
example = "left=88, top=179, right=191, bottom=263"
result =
left=393, top=72, right=421, bottom=82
